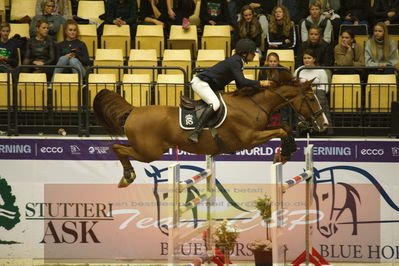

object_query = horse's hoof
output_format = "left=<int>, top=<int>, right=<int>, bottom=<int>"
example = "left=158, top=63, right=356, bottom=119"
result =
left=118, top=172, right=136, bottom=188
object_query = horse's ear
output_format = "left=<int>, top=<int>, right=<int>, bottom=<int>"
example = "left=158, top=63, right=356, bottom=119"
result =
left=302, top=78, right=316, bottom=90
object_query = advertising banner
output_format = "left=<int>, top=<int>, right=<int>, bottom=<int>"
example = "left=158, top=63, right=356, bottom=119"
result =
left=0, top=137, right=398, bottom=263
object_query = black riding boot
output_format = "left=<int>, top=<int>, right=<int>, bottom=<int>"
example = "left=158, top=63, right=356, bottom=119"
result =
left=188, top=104, right=215, bottom=143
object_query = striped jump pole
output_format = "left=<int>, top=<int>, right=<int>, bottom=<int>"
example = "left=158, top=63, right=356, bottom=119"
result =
left=167, top=155, right=215, bottom=265
left=271, top=144, right=316, bottom=266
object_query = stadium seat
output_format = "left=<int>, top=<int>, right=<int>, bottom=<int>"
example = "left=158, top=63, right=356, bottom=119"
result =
left=135, top=25, right=164, bottom=58
left=122, top=74, right=151, bottom=106
left=0, top=0, right=5, bottom=22
left=387, top=24, right=399, bottom=49
left=0, top=72, right=11, bottom=110
left=266, top=49, right=295, bottom=72
left=189, top=0, right=201, bottom=26
left=366, top=74, right=397, bottom=112
left=93, top=49, right=124, bottom=81
left=87, top=73, right=117, bottom=108
left=17, top=73, right=47, bottom=110
left=102, top=25, right=131, bottom=58
left=10, top=0, right=36, bottom=21
left=168, top=25, right=198, bottom=57
left=52, top=73, right=80, bottom=111
left=78, top=24, right=97, bottom=60
left=330, top=74, right=362, bottom=112
left=77, top=0, right=105, bottom=25
left=10, top=23, right=29, bottom=38
left=128, top=49, right=158, bottom=81
left=155, top=74, right=184, bottom=106
left=162, top=49, right=191, bottom=79
left=195, top=49, right=224, bottom=68
left=201, top=25, right=231, bottom=58
left=225, top=74, right=254, bottom=92
left=338, top=24, right=369, bottom=48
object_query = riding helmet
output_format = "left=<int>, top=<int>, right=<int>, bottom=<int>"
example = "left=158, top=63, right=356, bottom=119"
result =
left=235, top=39, right=256, bottom=55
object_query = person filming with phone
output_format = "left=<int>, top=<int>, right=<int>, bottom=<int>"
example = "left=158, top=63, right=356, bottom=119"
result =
left=53, top=19, right=90, bottom=79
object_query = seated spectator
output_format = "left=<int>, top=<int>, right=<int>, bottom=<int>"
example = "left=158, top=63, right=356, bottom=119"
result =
left=317, top=0, right=341, bottom=42
left=341, top=0, right=372, bottom=25
left=0, top=22, right=18, bottom=71
left=35, top=0, right=70, bottom=19
left=54, top=20, right=90, bottom=79
left=23, top=19, right=56, bottom=81
left=265, top=5, right=296, bottom=49
left=294, top=49, right=332, bottom=134
left=259, top=52, right=292, bottom=125
left=30, top=0, right=65, bottom=42
left=365, top=22, right=398, bottom=73
left=296, top=25, right=332, bottom=68
left=167, top=0, right=196, bottom=29
left=234, top=5, right=262, bottom=56
left=99, top=0, right=138, bottom=38
left=200, top=0, right=231, bottom=27
left=300, top=1, right=332, bottom=43
left=237, top=0, right=276, bottom=36
left=334, top=29, right=365, bottom=66
left=139, top=0, right=169, bottom=27
left=372, top=0, right=399, bottom=25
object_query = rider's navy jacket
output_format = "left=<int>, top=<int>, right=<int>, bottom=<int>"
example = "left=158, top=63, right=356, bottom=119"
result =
left=196, top=54, right=261, bottom=91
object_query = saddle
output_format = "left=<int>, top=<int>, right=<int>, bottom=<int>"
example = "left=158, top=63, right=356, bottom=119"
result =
left=179, top=94, right=227, bottom=130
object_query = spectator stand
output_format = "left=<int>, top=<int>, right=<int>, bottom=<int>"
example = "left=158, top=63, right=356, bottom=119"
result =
left=83, top=65, right=188, bottom=136
left=295, top=66, right=399, bottom=136
left=13, top=65, right=83, bottom=136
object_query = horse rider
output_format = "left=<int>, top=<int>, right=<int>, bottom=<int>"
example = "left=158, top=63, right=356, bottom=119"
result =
left=188, top=38, right=270, bottom=143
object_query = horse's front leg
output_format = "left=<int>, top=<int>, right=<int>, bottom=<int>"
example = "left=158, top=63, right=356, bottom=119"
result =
left=112, top=144, right=137, bottom=188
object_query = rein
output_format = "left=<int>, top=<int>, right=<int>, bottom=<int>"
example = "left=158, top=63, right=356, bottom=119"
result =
left=265, top=86, right=324, bottom=129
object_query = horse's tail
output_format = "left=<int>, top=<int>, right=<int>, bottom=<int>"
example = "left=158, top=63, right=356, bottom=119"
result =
left=93, top=89, right=134, bottom=136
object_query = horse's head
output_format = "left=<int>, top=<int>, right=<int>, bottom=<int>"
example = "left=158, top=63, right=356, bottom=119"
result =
left=289, top=79, right=329, bottom=132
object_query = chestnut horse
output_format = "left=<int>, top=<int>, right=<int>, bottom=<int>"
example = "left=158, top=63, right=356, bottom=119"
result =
left=93, top=79, right=328, bottom=187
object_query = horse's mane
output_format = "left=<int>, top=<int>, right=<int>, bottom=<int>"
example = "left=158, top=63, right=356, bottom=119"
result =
left=229, top=72, right=302, bottom=97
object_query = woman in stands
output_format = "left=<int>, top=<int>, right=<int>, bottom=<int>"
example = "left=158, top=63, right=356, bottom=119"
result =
left=234, top=5, right=262, bottom=56
left=294, top=49, right=332, bottom=134
left=334, top=29, right=364, bottom=66
left=296, top=25, right=332, bottom=68
left=365, top=22, right=398, bottom=73
left=23, top=19, right=56, bottom=80
left=259, top=52, right=292, bottom=126
left=53, top=19, right=90, bottom=79
left=30, top=0, right=65, bottom=41
left=139, top=0, right=169, bottom=28
left=35, top=0, right=70, bottom=19
left=0, top=22, right=18, bottom=71
left=265, top=5, right=296, bottom=49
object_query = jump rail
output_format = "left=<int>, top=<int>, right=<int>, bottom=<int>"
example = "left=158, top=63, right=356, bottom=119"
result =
left=167, top=155, right=215, bottom=265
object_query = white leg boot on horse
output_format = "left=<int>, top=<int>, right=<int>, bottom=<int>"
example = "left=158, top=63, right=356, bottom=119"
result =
left=188, top=104, right=216, bottom=143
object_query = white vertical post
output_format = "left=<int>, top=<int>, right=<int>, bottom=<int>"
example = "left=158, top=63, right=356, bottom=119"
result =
left=304, top=144, right=314, bottom=265
left=206, top=155, right=215, bottom=259
left=167, top=163, right=180, bottom=265
left=271, top=162, right=284, bottom=266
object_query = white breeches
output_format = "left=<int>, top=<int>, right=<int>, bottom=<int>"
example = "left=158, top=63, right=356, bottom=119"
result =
left=191, top=76, right=221, bottom=111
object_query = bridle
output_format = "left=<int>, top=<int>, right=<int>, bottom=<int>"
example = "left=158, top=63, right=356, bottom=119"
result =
left=250, top=86, right=325, bottom=131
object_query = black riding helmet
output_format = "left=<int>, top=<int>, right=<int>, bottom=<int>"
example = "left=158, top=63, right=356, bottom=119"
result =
left=235, top=38, right=256, bottom=56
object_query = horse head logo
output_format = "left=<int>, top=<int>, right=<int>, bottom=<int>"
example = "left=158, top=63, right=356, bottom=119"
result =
left=313, top=166, right=399, bottom=239
left=313, top=167, right=361, bottom=238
